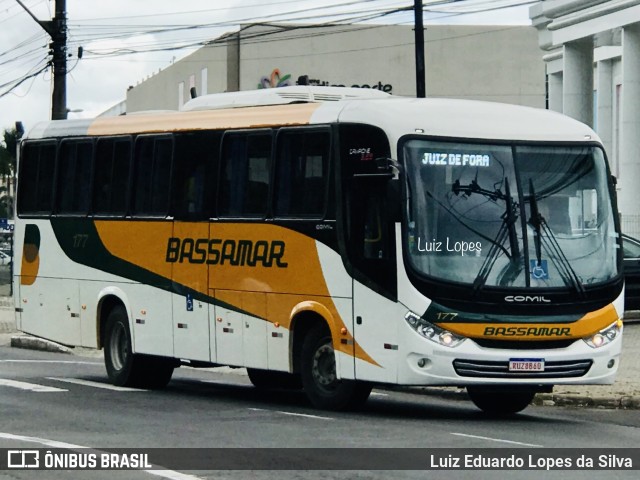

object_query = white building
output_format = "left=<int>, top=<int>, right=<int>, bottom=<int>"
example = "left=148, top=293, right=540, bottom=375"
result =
left=530, top=0, right=640, bottom=236
left=126, top=23, right=546, bottom=111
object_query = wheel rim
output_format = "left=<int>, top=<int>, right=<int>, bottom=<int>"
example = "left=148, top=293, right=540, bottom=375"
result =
left=311, top=342, right=338, bottom=392
left=109, top=321, right=128, bottom=372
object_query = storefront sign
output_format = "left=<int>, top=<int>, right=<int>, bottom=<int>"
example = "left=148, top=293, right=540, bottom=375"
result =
left=258, top=69, right=393, bottom=93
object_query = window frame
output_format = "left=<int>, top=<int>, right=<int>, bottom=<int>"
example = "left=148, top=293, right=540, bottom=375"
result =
left=217, top=128, right=274, bottom=220
left=273, top=126, right=332, bottom=220
left=54, top=137, right=95, bottom=216
left=171, top=130, right=221, bottom=221
left=92, top=135, right=133, bottom=218
left=130, top=133, right=175, bottom=218
left=17, top=140, right=59, bottom=218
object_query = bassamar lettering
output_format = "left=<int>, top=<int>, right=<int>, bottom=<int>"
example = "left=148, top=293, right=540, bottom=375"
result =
left=166, top=237, right=288, bottom=268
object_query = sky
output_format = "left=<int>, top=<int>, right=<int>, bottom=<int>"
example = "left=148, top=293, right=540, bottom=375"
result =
left=0, top=0, right=536, bottom=136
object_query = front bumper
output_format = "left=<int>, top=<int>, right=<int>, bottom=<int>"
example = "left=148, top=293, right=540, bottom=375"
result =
left=397, top=323, right=622, bottom=387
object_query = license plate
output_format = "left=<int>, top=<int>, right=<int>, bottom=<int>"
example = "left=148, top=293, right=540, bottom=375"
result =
left=509, top=358, right=545, bottom=372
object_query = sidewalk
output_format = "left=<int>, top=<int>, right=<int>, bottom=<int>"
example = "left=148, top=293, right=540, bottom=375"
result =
left=1, top=295, right=639, bottom=409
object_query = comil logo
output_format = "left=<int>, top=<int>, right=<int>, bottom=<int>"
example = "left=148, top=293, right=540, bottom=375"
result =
left=8, top=450, right=39, bottom=468
left=505, top=295, right=551, bottom=303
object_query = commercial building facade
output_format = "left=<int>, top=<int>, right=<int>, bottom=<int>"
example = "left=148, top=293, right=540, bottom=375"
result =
left=126, top=23, right=545, bottom=111
left=530, top=0, right=640, bottom=236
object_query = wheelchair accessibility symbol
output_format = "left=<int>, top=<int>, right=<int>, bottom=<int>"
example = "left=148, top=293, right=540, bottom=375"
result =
left=530, top=260, right=549, bottom=280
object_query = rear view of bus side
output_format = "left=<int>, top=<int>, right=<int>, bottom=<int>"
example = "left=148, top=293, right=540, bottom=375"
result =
left=13, top=87, right=624, bottom=414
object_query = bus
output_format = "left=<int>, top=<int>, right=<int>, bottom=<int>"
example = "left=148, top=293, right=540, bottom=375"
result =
left=13, top=86, right=624, bottom=414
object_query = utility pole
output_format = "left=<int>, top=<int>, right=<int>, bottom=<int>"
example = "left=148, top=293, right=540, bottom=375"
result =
left=414, top=0, right=426, bottom=98
left=16, top=0, right=67, bottom=120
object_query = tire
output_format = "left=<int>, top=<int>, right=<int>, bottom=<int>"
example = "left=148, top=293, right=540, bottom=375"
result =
left=467, top=387, right=536, bottom=415
left=300, top=324, right=372, bottom=411
left=247, top=368, right=302, bottom=390
left=104, top=306, right=174, bottom=389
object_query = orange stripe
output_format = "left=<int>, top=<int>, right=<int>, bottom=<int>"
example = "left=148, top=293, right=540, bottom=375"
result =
left=439, top=303, right=619, bottom=340
left=87, top=103, right=321, bottom=136
left=94, top=220, right=378, bottom=366
left=20, top=244, right=39, bottom=286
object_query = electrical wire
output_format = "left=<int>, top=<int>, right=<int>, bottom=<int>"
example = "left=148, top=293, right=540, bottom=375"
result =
left=0, top=60, right=49, bottom=99
left=0, top=0, right=534, bottom=99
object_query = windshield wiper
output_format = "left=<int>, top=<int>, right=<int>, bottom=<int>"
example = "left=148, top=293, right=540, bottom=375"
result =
left=527, top=179, right=543, bottom=266
left=527, top=180, right=586, bottom=297
left=452, top=177, right=522, bottom=294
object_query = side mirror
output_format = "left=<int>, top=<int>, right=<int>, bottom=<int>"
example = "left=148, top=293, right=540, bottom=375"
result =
left=376, top=157, right=403, bottom=176
left=353, top=157, right=402, bottom=180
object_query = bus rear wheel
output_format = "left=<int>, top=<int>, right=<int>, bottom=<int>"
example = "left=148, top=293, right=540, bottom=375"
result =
left=467, top=387, right=536, bottom=415
left=104, top=306, right=174, bottom=389
left=300, top=324, right=371, bottom=411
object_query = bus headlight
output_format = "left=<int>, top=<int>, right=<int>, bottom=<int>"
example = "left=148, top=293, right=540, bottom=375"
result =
left=404, top=311, right=466, bottom=348
left=583, top=320, right=623, bottom=349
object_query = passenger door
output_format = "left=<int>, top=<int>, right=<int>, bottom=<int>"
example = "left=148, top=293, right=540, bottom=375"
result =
left=170, top=132, right=218, bottom=362
left=339, top=124, right=399, bottom=383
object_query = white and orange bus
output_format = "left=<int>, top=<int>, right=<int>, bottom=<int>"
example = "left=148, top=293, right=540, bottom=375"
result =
left=13, top=86, right=624, bottom=414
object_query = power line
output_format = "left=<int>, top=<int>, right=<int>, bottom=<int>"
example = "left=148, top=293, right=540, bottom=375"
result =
left=3, top=0, right=523, bottom=64
left=0, top=61, right=48, bottom=99
left=0, top=0, right=533, bottom=106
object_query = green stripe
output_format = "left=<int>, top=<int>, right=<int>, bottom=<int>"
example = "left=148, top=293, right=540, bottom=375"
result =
left=49, top=218, right=252, bottom=317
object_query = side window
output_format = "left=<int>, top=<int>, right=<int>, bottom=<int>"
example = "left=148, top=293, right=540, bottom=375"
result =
left=218, top=130, right=272, bottom=218
left=18, top=141, right=57, bottom=216
left=56, top=139, right=94, bottom=215
left=340, top=124, right=392, bottom=260
left=93, top=137, right=132, bottom=216
left=132, top=135, right=173, bottom=216
left=274, top=128, right=330, bottom=218
left=172, top=131, right=220, bottom=220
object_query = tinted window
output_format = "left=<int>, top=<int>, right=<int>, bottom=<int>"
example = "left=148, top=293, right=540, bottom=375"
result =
left=132, top=135, right=173, bottom=216
left=18, top=141, right=57, bottom=215
left=339, top=124, right=396, bottom=299
left=219, top=131, right=272, bottom=217
left=340, top=123, right=392, bottom=260
left=172, top=131, right=220, bottom=220
left=275, top=129, right=330, bottom=218
left=93, top=137, right=132, bottom=216
left=57, top=139, right=94, bottom=214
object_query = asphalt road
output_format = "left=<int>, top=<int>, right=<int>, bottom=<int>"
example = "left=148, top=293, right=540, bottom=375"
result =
left=1, top=343, right=640, bottom=480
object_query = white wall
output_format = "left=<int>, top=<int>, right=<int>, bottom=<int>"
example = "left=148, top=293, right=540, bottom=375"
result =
left=126, top=23, right=546, bottom=112
left=530, top=0, right=640, bottom=236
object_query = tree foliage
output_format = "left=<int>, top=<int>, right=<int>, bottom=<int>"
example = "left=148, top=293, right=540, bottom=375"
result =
left=0, top=128, right=18, bottom=218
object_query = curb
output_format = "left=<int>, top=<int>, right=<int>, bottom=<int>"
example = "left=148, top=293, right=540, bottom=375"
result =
left=624, top=310, right=640, bottom=323
left=534, top=393, right=640, bottom=409
left=392, top=386, right=640, bottom=410
left=10, top=334, right=71, bottom=354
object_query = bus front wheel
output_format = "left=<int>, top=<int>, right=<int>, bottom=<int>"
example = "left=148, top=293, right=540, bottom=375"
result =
left=104, top=306, right=174, bottom=389
left=467, top=387, right=536, bottom=415
left=300, top=324, right=371, bottom=410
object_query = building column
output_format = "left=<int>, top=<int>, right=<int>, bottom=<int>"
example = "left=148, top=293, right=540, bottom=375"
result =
left=563, top=38, right=594, bottom=126
left=548, top=72, right=563, bottom=113
left=226, top=32, right=240, bottom=92
left=619, top=23, right=640, bottom=223
left=596, top=59, right=613, bottom=165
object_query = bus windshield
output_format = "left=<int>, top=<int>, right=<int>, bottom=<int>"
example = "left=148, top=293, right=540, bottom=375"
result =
left=402, top=139, right=619, bottom=290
